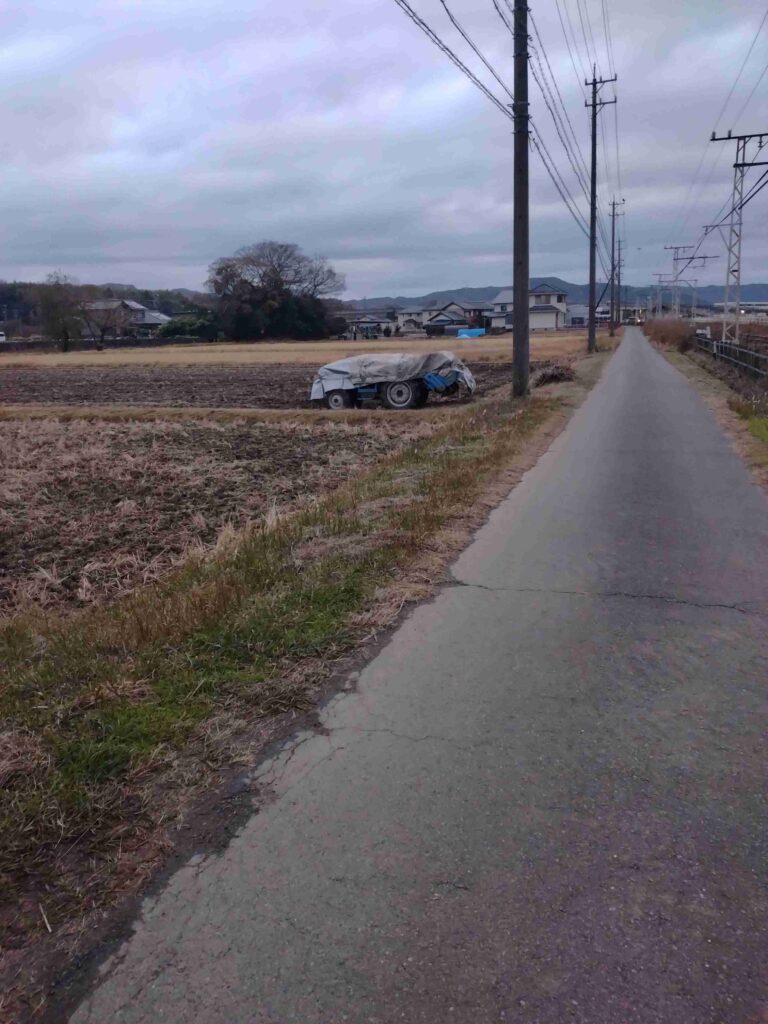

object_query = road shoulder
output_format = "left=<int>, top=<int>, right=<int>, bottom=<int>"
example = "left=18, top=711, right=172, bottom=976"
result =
left=660, top=348, right=768, bottom=495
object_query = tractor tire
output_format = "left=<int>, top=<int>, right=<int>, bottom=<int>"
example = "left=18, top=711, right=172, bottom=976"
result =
left=324, top=389, right=353, bottom=410
left=382, top=380, right=420, bottom=410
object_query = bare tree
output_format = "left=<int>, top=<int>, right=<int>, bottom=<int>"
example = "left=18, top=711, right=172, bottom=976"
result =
left=35, top=272, right=80, bottom=352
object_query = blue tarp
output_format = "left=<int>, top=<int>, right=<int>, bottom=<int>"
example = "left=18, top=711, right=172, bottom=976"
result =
left=457, top=328, right=486, bottom=338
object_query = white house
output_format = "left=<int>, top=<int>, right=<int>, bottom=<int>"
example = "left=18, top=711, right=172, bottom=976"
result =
left=489, top=284, right=568, bottom=331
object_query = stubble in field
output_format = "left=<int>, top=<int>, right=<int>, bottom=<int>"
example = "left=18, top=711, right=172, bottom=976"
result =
left=0, top=415, right=436, bottom=613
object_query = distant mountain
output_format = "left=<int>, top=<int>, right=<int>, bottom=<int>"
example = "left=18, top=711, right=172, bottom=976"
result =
left=349, top=279, right=768, bottom=309
left=347, top=278, right=608, bottom=309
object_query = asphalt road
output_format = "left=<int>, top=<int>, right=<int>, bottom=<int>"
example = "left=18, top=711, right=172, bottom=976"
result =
left=68, top=329, right=768, bottom=1023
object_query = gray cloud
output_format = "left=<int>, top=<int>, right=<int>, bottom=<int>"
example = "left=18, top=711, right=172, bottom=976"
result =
left=0, top=0, right=765, bottom=297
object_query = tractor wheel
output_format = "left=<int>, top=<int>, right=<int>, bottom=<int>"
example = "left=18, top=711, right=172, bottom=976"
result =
left=382, top=380, right=419, bottom=410
left=324, top=389, right=353, bottom=410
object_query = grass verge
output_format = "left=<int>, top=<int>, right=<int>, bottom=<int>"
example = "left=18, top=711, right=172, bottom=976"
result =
left=730, top=398, right=768, bottom=452
left=0, top=354, right=609, bottom=1018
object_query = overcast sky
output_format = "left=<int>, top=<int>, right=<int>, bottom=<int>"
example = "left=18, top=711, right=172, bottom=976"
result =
left=0, top=0, right=766, bottom=297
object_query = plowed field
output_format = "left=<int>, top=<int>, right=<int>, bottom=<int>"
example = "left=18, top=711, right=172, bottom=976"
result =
left=0, top=361, right=514, bottom=409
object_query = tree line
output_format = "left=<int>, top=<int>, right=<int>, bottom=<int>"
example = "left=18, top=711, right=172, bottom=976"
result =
left=0, top=241, right=347, bottom=347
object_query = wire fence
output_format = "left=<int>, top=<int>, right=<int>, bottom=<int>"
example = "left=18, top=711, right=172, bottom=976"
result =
left=696, top=332, right=768, bottom=377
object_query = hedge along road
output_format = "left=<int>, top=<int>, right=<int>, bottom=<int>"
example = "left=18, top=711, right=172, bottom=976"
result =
left=65, top=328, right=768, bottom=1024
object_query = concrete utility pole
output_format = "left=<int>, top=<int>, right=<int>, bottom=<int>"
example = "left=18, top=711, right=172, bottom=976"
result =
left=617, top=238, right=623, bottom=325
left=512, top=0, right=530, bottom=396
left=585, top=69, right=617, bottom=353
left=709, top=130, right=768, bottom=345
left=609, top=197, right=624, bottom=336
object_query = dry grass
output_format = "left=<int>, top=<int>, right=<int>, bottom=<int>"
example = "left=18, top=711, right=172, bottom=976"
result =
left=644, top=319, right=695, bottom=350
left=0, top=331, right=591, bottom=368
left=0, top=415, right=436, bottom=614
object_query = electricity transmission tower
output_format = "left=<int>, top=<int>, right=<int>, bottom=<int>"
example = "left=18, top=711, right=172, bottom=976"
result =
left=664, top=246, right=717, bottom=318
left=709, top=130, right=768, bottom=344
left=653, top=274, right=674, bottom=317
left=585, top=68, right=616, bottom=353
left=663, top=245, right=693, bottom=317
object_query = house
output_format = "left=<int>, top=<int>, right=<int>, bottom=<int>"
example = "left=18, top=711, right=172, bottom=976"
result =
left=489, top=283, right=569, bottom=331
left=395, top=303, right=454, bottom=331
left=346, top=313, right=393, bottom=338
left=82, top=299, right=172, bottom=339
left=398, top=300, right=494, bottom=334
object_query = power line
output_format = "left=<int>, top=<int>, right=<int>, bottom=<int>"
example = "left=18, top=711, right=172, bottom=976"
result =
left=730, top=60, right=768, bottom=127
left=669, top=7, right=768, bottom=242
left=437, top=0, right=513, bottom=102
left=530, top=12, right=591, bottom=190
left=391, top=0, right=596, bottom=243
left=714, top=8, right=768, bottom=131
left=530, top=135, right=589, bottom=240
left=508, top=30, right=611, bottom=270
left=575, top=0, right=597, bottom=70
left=553, top=0, right=588, bottom=97
left=709, top=165, right=768, bottom=229
left=601, top=0, right=616, bottom=77
left=560, top=0, right=591, bottom=83
left=391, top=0, right=511, bottom=120
left=530, top=47, right=589, bottom=201
left=491, top=1, right=595, bottom=242
left=526, top=10, right=612, bottom=272
left=583, top=0, right=600, bottom=70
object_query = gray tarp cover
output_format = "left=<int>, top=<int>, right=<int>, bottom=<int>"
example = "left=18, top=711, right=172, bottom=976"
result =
left=310, top=351, right=476, bottom=400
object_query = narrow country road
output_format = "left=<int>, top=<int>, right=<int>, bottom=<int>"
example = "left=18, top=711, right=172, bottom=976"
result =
left=67, top=329, right=768, bottom=1023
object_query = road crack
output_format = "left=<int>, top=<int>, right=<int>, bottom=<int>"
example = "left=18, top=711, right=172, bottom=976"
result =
left=448, top=579, right=762, bottom=614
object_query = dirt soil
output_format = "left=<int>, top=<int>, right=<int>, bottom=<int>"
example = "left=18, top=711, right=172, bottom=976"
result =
left=0, top=416, right=436, bottom=614
left=0, top=361, right=517, bottom=409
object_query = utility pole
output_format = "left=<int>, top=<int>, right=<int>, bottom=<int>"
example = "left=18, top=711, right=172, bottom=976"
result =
left=616, top=238, right=623, bottom=326
left=585, top=68, right=616, bottom=353
left=709, top=130, right=768, bottom=345
left=609, top=197, right=625, bottom=336
left=511, top=0, right=530, bottom=396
